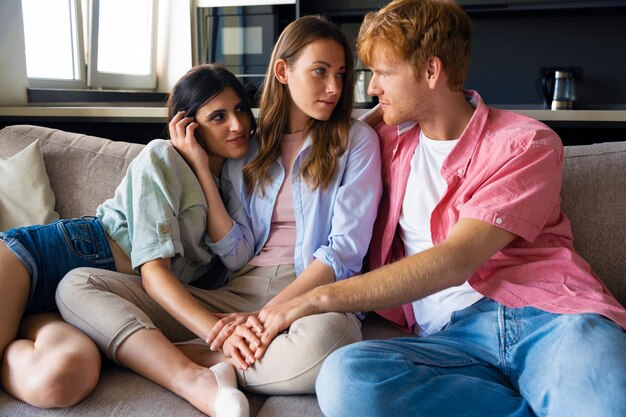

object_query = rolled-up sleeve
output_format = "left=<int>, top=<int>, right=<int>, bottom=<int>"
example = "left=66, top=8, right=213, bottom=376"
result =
left=206, top=163, right=256, bottom=270
left=126, top=147, right=185, bottom=270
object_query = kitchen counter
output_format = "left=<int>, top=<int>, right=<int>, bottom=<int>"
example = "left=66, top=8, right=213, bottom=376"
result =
left=1, top=106, right=626, bottom=123
left=0, top=106, right=169, bottom=123
left=1, top=105, right=625, bottom=146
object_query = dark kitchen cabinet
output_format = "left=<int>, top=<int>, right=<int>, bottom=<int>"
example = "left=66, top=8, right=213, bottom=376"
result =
left=297, top=0, right=626, bottom=110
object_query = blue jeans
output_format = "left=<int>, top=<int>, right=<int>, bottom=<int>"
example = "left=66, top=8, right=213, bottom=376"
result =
left=316, top=298, right=626, bottom=417
left=0, top=216, right=115, bottom=315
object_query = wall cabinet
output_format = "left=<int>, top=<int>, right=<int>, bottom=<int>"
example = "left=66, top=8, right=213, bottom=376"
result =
left=298, top=0, right=626, bottom=110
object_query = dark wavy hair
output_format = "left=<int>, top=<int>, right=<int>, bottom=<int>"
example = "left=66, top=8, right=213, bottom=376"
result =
left=166, top=63, right=257, bottom=137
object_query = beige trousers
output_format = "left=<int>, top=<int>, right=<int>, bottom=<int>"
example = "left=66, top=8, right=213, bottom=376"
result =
left=56, top=265, right=361, bottom=394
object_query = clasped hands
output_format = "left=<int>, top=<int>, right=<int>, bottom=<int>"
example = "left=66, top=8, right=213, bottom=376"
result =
left=205, top=302, right=301, bottom=371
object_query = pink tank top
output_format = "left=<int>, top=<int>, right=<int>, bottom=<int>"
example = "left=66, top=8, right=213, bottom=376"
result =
left=248, top=132, right=303, bottom=266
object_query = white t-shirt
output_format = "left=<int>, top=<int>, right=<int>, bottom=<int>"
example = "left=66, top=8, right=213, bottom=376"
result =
left=399, top=131, right=483, bottom=336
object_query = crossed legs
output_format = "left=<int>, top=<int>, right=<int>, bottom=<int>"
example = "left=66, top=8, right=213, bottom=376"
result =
left=56, top=265, right=361, bottom=414
left=56, top=267, right=247, bottom=417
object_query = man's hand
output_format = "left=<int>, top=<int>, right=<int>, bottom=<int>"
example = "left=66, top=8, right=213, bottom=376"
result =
left=253, top=295, right=321, bottom=359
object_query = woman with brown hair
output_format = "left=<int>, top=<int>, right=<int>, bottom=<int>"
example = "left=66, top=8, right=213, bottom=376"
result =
left=204, top=12, right=382, bottom=393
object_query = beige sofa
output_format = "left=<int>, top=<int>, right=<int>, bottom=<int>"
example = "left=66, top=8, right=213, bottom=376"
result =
left=1, top=124, right=625, bottom=416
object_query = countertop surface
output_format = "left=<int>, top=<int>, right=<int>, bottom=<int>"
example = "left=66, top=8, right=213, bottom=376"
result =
left=1, top=105, right=626, bottom=122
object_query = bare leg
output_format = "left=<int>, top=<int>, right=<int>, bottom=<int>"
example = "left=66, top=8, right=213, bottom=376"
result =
left=116, top=328, right=247, bottom=417
left=2, top=313, right=101, bottom=408
left=0, top=241, right=30, bottom=358
left=57, top=267, right=248, bottom=416
left=176, top=342, right=228, bottom=368
left=1, top=243, right=101, bottom=408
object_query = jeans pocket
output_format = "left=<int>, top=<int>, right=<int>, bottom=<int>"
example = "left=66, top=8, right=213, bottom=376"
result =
left=57, top=219, right=99, bottom=259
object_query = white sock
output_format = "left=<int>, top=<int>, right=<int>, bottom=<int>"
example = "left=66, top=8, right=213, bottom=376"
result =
left=209, top=362, right=249, bottom=417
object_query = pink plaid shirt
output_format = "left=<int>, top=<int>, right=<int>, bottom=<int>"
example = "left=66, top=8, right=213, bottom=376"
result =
left=370, top=90, right=626, bottom=332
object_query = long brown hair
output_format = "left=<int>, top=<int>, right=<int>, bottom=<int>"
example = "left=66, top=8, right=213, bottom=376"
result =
left=242, top=15, right=355, bottom=195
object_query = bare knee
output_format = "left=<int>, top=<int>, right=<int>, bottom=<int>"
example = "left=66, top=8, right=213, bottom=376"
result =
left=25, top=344, right=101, bottom=408
left=2, top=317, right=102, bottom=408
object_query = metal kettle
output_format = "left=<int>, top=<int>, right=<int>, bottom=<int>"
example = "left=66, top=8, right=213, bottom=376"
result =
left=542, top=70, right=577, bottom=110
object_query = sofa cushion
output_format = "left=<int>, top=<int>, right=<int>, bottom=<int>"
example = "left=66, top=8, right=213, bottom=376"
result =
left=562, top=141, right=626, bottom=307
left=0, top=125, right=144, bottom=219
left=0, top=139, right=59, bottom=231
left=256, top=395, right=323, bottom=417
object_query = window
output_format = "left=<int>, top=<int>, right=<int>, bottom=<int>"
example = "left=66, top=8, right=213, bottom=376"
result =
left=22, top=0, right=85, bottom=88
left=21, top=0, right=158, bottom=90
left=88, top=0, right=158, bottom=89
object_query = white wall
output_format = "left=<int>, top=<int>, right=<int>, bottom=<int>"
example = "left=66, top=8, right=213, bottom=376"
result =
left=0, top=0, right=193, bottom=102
left=0, top=0, right=28, bottom=105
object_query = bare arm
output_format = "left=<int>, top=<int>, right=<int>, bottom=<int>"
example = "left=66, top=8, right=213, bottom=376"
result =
left=169, top=111, right=233, bottom=241
left=140, top=258, right=221, bottom=338
left=264, top=259, right=335, bottom=308
left=140, top=258, right=260, bottom=368
left=256, top=218, right=516, bottom=344
left=206, top=259, right=335, bottom=352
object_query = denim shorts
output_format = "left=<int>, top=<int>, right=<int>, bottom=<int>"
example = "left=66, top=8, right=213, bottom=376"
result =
left=0, top=216, right=115, bottom=315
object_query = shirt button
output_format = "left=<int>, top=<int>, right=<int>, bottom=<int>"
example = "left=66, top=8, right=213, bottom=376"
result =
left=457, top=168, right=465, bottom=175
left=495, top=217, right=503, bottom=225
left=159, top=225, right=170, bottom=234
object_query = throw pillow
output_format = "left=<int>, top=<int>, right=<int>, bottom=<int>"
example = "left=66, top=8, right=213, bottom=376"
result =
left=0, top=139, right=60, bottom=232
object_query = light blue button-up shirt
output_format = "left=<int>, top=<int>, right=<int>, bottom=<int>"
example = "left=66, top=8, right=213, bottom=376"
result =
left=221, top=119, right=382, bottom=281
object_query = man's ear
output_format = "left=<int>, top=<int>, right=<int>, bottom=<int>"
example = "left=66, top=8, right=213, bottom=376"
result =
left=275, top=59, right=288, bottom=84
left=424, top=56, right=443, bottom=89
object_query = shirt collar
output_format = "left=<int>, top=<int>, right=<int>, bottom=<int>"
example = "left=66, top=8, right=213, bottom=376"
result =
left=440, top=89, right=490, bottom=179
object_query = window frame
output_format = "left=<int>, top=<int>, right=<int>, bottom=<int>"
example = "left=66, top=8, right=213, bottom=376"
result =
left=87, top=0, right=159, bottom=90
left=23, top=0, right=159, bottom=91
left=24, top=0, right=86, bottom=89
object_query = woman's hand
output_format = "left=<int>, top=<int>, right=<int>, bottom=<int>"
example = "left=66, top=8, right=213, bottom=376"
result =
left=207, top=312, right=262, bottom=351
left=220, top=321, right=263, bottom=370
left=217, top=316, right=261, bottom=370
left=169, top=110, right=209, bottom=172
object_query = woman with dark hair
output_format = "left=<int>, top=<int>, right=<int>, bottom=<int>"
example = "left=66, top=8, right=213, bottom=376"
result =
left=0, top=64, right=255, bottom=412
